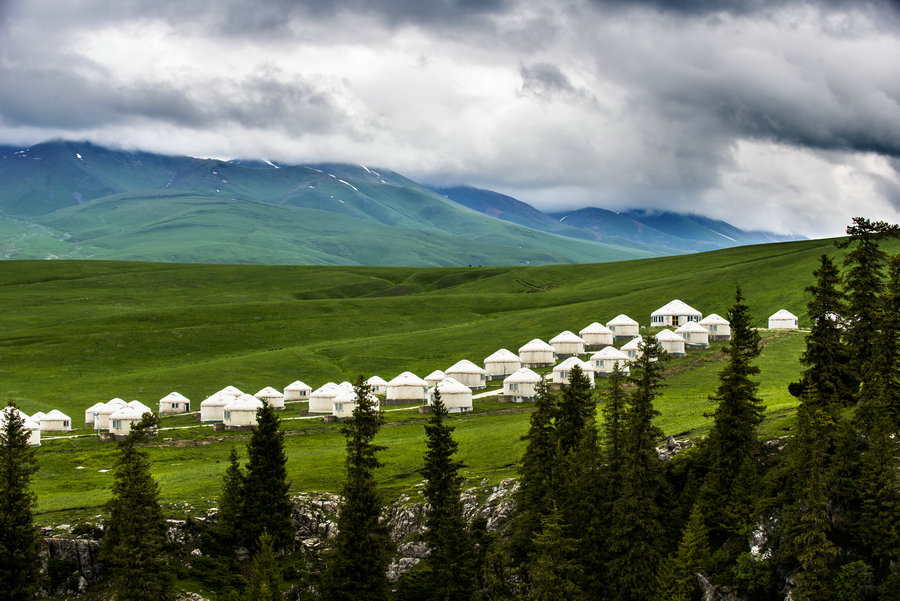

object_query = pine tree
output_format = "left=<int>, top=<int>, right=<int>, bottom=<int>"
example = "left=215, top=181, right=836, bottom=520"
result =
left=320, top=376, right=392, bottom=601
left=601, top=362, right=628, bottom=487
left=793, top=254, right=854, bottom=407
left=218, top=446, right=244, bottom=545
left=0, top=402, right=41, bottom=601
left=101, top=436, right=174, bottom=601
left=511, top=377, right=556, bottom=564
left=653, top=502, right=711, bottom=601
left=835, top=217, right=900, bottom=384
left=245, top=532, right=283, bottom=601
left=700, top=285, right=762, bottom=548
left=527, top=503, right=584, bottom=601
left=421, top=390, right=476, bottom=601
left=553, top=363, right=594, bottom=454
left=242, top=401, right=293, bottom=551
left=608, top=335, right=667, bottom=601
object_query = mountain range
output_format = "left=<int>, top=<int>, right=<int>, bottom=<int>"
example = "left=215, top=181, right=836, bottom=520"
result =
left=0, top=140, right=802, bottom=266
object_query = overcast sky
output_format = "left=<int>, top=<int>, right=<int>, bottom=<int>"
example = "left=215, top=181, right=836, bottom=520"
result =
left=2, top=0, right=900, bottom=237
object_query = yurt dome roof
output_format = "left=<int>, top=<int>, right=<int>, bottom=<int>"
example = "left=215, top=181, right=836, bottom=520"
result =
left=504, top=367, right=542, bottom=383
left=550, top=330, right=584, bottom=344
left=651, top=299, right=702, bottom=317
left=591, top=346, right=629, bottom=360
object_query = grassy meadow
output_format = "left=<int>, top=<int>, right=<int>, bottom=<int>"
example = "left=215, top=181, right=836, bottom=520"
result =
left=1, top=234, right=887, bottom=524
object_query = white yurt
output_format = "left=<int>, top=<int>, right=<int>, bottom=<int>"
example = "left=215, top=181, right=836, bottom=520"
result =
left=445, top=359, right=487, bottom=389
left=590, top=346, right=631, bottom=375
left=655, top=329, right=686, bottom=356
left=385, top=372, right=429, bottom=404
left=769, top=309, right=799, bottom=330
left=284, top=380, right=312, bottom=401
left=428, top=377, right=474, bottom=413
left=579, top=322, right=615, bottom=349
left=607, top=314, right=640, bottom=339
left=552, top=357, right=595, bottom=387
left=1, top=407, right=41, bottom=446
left=333, top=388, right=380, bottom=419
left=550, top=331, right=586, bottom=358
left=675, top=322, right=709, bottom=348
left=424, top=370, right=446, bottom=389
left=502, top=368, right=543, bottom=402
left=200, top=392, right=228, bottom=422
left=518, top=338, right=556, bottom=367
left=621, top=337, right=644, bottom=360
left=699, top=313, right=731, bottom=341
left=31, top=411, right=45, bottom=423
left=84, top=402, right=105, bottom=427
left=255, top=387, right=285, bottom=410
left=40, top=409, right=72, bottom=432
left=366, top=376, right=389, bottom=396
left=224, top=394, right=264, bottom=428
left=159, top=392, right=190, bottom=416
left=651, top=299, right=703, bottom=328
left=309, top=382, right=341, bottom=413
left=483, top=349, right=522, bottom=379
left=95, top=398, right=127, bottom=431
left=108, top=404, right=152, bottom=437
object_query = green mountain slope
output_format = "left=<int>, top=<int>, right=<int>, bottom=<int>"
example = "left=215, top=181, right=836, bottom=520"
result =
left=0, top=141, right=656, bottom=266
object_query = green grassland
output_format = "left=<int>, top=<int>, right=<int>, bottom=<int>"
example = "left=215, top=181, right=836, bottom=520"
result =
left=2, top=235, right=891, bottom=524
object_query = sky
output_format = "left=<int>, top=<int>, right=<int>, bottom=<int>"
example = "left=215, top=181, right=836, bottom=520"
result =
left=2, top=0, right=900, bottom=238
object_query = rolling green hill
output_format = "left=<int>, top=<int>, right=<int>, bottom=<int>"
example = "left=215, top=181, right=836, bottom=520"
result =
left=6, top=235, right=891, bottom=523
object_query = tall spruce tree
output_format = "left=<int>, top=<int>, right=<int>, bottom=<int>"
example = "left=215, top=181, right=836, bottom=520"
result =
left=601, top=362, right=628, bottom=487
left=245, top=532, right=283, bottom=601
left=320, top=376, right=392, bottom=601
left=527, top=503, right=584, bottom=601
left=217, top=446, right=244, bottom=545
left=511, top=377, right=557, bottom=564
left=608, top=335, right=668, bottom=601
left=835, top=217, right=900, bottom=384
left=0, top=403, right=41, bottom=601
left=421, top=390, right=476, bottom=601
left=793, top=254, right=854, bottom=407
left=699, top=285, right=763, bottom=550
left=101, top=434, right=174, bottom=601
left=241, top=401, right=293, bottom=550
left=553, top=363, right=594, bottom=454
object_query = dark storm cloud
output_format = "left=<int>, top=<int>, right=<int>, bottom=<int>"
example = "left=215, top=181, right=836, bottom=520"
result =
left=588, top=0, right=899, bottom=17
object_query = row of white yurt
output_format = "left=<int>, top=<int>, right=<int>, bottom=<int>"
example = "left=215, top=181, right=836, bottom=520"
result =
left=427, top=377, right=473, bottom=413
left=484, top=349, right=521, bottom=379
left=95, top=398, right=127, bottom=430
left=1, top=407, right=41, bottom=445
